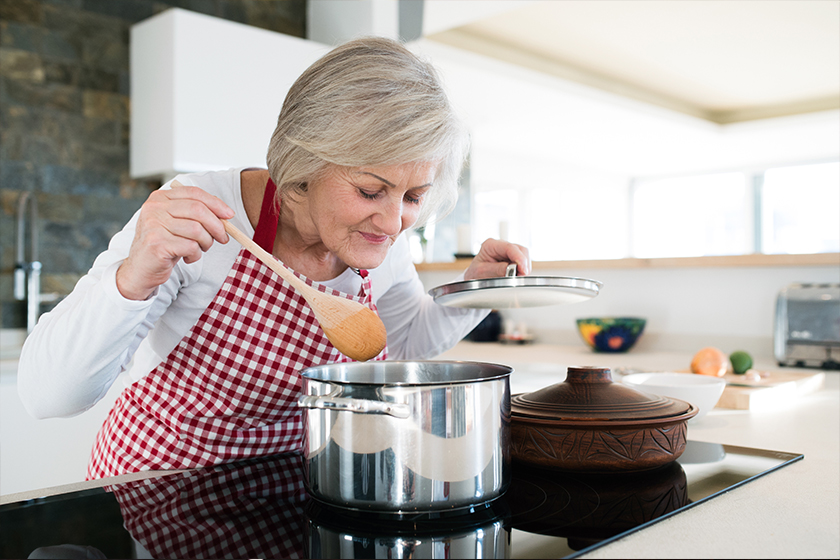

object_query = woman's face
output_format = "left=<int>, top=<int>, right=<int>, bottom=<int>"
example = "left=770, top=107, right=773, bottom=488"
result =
left=304, top=161, right=438, bottom=269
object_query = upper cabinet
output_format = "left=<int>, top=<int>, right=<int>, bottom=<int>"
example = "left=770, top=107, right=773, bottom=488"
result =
left=129, top=9, right=329, bottom=181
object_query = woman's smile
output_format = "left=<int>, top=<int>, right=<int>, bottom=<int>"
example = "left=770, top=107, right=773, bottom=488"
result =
left=359, top=231, right=391, bottom=244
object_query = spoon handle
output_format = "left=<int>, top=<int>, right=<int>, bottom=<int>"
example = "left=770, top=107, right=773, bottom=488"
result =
left=222, top=220, right=308, bottom=293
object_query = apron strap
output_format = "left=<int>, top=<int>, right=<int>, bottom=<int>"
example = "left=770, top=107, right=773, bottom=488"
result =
left=252, top=177, right=370, bottom=278
left=253, top=178, right=280, bottom=253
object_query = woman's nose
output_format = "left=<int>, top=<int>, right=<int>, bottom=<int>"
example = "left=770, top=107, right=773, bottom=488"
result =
left=374, top=198, right=404, bottom=235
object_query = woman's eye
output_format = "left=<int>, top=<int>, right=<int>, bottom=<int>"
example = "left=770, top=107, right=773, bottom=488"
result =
left=359, top=189, right=379, bottom=200
left=405, top=189, right=429, bottom=205
left=358, top=187, right=426, bottom=204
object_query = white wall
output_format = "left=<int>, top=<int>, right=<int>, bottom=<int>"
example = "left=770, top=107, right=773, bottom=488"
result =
left=419, top=263, right=840, bottom=360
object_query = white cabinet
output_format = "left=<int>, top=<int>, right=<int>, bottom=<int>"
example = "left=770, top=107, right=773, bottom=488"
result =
left=130, top=8, right=329, bottom=181
left=0, top=363, right=125, bottom=497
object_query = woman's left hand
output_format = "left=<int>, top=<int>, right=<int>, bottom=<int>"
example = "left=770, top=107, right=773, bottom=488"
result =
left=464, top=238, right=531, bottom=281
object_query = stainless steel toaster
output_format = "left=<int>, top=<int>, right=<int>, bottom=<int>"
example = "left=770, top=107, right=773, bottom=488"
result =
left=775, top=283, right=840, bottom=369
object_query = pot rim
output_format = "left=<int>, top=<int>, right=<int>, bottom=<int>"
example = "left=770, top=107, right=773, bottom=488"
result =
left=300, top=360, right=513, bottom=386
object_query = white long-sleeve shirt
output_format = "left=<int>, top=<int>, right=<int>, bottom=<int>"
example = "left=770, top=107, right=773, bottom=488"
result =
left=18, top=168, right=488, bottom=419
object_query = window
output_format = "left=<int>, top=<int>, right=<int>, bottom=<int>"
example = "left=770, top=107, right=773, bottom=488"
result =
left=761, top=162, right=840, bottom=255
left=474, top=189, right=519, bottom=255
left=525, top=181, right=628, bottom=261
left=632, top=172, right=750, bottom=258
left=472, top=174, right=628, bottom=261
left=467, top=160, right=838, bottom=262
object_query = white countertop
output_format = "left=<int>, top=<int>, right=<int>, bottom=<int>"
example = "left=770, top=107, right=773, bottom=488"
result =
left=434, top=342, right=840, bottom=559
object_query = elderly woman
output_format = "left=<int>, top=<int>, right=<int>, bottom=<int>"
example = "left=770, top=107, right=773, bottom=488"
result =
left=17, top=37, right=530, bottom=479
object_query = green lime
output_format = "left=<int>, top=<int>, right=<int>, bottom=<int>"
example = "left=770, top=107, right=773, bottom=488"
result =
left=730, top=351, right=753, bottom=374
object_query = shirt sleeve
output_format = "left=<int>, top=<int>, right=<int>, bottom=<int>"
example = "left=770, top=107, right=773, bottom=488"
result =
left=375, top=235, right=489, bottom=360
left=17, top=168, right=254, bottom=419
left=15, top=205, right=192, bottom=419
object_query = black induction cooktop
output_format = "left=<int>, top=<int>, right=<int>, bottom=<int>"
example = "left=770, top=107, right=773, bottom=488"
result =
left=0, top=441, right=802, bottom=559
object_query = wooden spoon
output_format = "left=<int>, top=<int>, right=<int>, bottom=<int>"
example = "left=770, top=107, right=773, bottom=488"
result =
left=223, top=220, right=387, bottom=361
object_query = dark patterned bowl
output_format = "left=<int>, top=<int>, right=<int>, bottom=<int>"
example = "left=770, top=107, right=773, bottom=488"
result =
left=576, top=317, right=646, bottom=352
left=511, top=366, right=697, bottom=472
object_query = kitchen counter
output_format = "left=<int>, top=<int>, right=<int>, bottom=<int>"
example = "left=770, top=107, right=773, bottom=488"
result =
left=2, top=342, right=838, bottom=558
left=435, top=342, right=840, bottom=559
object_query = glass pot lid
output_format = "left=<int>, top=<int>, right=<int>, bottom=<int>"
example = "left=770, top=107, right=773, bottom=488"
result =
left=429, top=264, right=602, bottom=309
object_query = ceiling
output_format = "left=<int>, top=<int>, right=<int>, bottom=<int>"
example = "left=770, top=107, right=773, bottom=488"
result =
left=424, top=0, right=840, bottom=124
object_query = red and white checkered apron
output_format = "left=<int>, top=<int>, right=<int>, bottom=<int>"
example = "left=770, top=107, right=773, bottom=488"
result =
left=110, top=453, right=308, bottom=558
left=87, top=178, right=387, bottom=479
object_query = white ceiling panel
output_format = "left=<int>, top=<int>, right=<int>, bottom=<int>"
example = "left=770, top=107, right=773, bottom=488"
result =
left=427, top=0, right=840, bottom=123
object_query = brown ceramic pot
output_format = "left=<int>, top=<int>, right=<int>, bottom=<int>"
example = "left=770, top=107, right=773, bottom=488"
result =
left=511, top=366, right=697, bottom=472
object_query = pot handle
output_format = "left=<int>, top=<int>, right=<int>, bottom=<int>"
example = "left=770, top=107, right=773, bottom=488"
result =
left=297, top=395, right=411, bottom=419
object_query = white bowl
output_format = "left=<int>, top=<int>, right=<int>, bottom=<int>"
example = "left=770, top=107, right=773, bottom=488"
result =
left=621, top=372, right=726, bottom=421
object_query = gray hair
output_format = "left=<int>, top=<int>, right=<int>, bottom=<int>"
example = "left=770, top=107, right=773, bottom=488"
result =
left=266, top=36, right=469, bottom=227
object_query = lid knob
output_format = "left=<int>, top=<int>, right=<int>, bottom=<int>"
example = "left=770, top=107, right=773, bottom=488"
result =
left=565, top=366, right=612, bottom=384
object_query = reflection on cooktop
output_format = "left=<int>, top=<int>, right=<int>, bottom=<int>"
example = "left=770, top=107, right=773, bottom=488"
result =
left=508, top=460, right=688, bottom=552
left=0, top=441, right=802, bottom=560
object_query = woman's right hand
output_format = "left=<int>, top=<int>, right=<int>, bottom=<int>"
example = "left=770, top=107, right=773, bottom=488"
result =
left=116, top=181, right=235, bottom=300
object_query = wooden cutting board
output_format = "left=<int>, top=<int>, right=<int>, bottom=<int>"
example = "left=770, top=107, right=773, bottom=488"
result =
left=716, top=369, right=826, bottom=410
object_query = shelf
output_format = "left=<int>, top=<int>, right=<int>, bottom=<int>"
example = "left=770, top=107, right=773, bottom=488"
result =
left=414, top=252, right=840, bottom=272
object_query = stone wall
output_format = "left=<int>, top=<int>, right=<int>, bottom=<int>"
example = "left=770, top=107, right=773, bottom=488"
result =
left=0, top=0, right=306, bottom=328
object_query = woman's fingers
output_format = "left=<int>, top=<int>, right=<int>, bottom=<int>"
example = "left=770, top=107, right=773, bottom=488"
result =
left=166, top=181, right=234, bottom=243
left=466, top=260, right=516, bottom=280
left=158, top=200, right=228, bottom=251
left=145, top=182, right=234, bottom=250
left=116, top=181, right=236, bottom=300
left=464, top=238, right=532, bottom=281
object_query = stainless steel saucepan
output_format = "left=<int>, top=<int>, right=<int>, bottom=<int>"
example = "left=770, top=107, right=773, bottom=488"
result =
left=297, top=361, right=513, bottom=513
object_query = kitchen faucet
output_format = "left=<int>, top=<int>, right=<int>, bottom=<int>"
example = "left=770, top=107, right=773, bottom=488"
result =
left=14, top=191, right=56, bottom=333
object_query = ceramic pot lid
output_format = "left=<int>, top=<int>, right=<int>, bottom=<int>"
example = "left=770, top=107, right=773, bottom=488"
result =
left=511, top=366, right=696, bottom=426
left=429, top=264, right=602, bottom=309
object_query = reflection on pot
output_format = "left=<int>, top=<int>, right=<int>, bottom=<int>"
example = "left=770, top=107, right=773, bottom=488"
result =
left=506, top=460, right=688, bottom=551
left=305, top=501, right=511, bottom=559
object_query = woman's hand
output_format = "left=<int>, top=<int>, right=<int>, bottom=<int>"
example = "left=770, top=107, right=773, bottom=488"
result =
left=116, top=181, right=235, bottom=300
left=464, top=238, right=531, bottom=281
